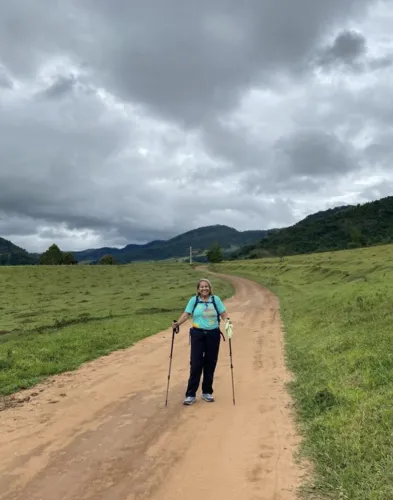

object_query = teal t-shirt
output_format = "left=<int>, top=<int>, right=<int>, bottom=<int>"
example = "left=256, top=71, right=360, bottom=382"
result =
left=185, top=295, right=226, bottom=330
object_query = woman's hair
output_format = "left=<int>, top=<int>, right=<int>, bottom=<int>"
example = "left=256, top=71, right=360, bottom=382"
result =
left=197, top=278, right=212, bottom=296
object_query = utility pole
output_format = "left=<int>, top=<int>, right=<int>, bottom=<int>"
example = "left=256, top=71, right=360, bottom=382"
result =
left=189, top=246, right=192, bottom=264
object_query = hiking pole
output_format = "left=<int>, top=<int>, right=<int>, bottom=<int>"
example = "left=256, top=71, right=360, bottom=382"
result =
left=225, top=319, right=236, bottom=406
left=229, top=337, right=236, bottom=405
left=165, top=320, right=179, bottom=407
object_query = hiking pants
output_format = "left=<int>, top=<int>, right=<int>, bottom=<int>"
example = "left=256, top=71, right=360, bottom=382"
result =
left=185, top=327, right=221, bottom=397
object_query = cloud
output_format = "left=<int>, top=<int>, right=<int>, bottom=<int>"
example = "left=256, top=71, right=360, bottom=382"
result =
left=0, top=65, right=13, bottom=89
left=315, top=26, right=393, bottom=73
left=0, top=0, right=373, bottom=125
left=1, top=0, right=393, bottom=253
left=74, top=0, right=374, bottom=125
left=39, top=74, right=77, bottom=99
left=317, top=30, right=367, bottom=67
left=274, top=130, right=358, bottom=178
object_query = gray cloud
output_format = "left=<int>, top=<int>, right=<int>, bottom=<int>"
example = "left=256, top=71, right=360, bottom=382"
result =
left=1, top=0, right=393, bottom=253
left=317, top=30, right=367, bottom=66
left=274, top=131, right=358, bottom=177
left=0, top=0, right=373, bottom=125
left=81, top=0, right=375, bottom=125
left=39, top=74, right=77, bottom=99
left=235, top=131, right=359, bottom=198
left=360, top=180, right=393, bottom=201
left=315, top=28, right=393, bottom=73
left=0, top=66, right=13, bottom=89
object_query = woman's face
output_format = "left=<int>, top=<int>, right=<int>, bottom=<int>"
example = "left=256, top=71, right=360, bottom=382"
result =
left=198, top=280, right=211, bottom=297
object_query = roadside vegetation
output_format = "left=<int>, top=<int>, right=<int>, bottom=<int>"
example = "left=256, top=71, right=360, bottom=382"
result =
left=0, top=262, right=233, bottom=396
left=213, top=244, right=393, bottom=500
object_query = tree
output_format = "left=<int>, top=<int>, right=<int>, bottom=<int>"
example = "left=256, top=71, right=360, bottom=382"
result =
left=349, top=226, right=367, bottom=247
left=39, top=244, right=64, bottom=265
left=206, top=243, right=223, bottom=263
left=63, top=252, right=78, bottom=265
left=276, top=245, right=286, bottom=261
left=99, top=254, right=116, bottom=265
left=39, top=244, right=78, bottom=265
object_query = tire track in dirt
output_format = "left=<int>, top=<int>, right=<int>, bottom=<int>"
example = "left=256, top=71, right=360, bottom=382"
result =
left=0, top=273, right=306, bottom=500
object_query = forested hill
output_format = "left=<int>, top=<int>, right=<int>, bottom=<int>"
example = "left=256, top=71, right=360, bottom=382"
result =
left=72, top=225, right=272, bottom=263
left=0, top=237, right=38, bottom=265
left=231, top=196, right=393, bottom=259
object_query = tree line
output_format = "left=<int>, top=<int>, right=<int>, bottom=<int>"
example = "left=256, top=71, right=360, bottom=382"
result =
left=39, top=244, right=117, bottom=265
left=38, top=242, right=224, bottom=265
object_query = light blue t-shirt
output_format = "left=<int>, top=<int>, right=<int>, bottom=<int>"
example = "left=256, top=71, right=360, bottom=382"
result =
left=185, top=295, right=226, bottom=330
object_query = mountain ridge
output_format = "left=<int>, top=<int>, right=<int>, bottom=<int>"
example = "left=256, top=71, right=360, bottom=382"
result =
left=70, top=224, right=273, bottom=263
left=0, top=237, right=38, bottom=265
left=3, top=195, right=393, bottom=265
left=231, top=196, right=393, bottom=259
left=2, top=224, right=271, bottom=265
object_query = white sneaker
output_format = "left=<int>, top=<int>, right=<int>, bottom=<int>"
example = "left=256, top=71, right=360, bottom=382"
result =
left=202, top=393, right=215, bottom=402
left=183, top=396, right=196, bottom=405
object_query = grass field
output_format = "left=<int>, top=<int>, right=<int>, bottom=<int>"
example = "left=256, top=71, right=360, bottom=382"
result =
left=213, top=244, right=393, bottom=500
left=0, top=263, right=233, bottom=397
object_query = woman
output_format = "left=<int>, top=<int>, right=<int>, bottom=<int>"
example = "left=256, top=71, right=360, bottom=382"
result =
left=173, top=278, right=229, bottom=405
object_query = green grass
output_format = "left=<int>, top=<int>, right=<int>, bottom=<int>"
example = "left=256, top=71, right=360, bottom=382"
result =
left=0, top=262, right=233, bottom=396
left=213, top=244, right=393, bottom=499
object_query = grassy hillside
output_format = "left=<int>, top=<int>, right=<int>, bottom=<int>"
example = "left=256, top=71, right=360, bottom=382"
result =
left=0, top=237, right=37, bottom=265
left=212, top=244, right=393, bottom=499
left=71, top=225, right=272, bottom=263
left=0, top=263, right=233, bottom=397
left=232, top=196, right=393, bottom=259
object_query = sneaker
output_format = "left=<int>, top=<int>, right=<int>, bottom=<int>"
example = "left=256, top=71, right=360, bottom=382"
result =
left=183, top=396, right=196, bottom=405
left=202, top=393, right=215, bottom=402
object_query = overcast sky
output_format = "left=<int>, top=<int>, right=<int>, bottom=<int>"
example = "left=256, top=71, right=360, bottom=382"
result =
left=1, top=0, right=393, bottom=252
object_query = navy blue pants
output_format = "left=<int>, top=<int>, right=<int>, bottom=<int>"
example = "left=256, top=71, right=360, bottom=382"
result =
left=185, top=328, right=221, bottom=397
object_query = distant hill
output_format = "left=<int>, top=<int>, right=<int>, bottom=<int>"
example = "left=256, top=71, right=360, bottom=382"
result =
left=231, top=196, right=393, bottom=259
left=0, top=237, right=37, bottom=265
left=71, top=225, right=272, bottom=263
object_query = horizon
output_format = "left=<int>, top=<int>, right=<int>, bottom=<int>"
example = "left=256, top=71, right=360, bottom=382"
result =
left=4, top=195, right=384, bottom=254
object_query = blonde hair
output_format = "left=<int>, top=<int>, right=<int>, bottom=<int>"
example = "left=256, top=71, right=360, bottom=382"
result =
left=197, top=278, right=213, bottom=296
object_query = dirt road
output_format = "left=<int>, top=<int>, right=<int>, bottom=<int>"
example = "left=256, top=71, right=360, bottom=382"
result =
left=0, top=273, right=305, bottom=500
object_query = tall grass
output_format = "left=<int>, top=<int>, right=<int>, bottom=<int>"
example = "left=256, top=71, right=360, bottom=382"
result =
left=0, top=262, right=233, bottom=396
left=213, top=244, right=393, bottom=499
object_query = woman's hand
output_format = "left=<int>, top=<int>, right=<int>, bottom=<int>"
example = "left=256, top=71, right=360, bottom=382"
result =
left=172, top=312, right=190, bottom=329
left=220, top=311, right=230, bottom=322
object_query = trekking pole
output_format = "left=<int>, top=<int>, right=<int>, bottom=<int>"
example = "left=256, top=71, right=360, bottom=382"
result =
left=225, top=319, right=236, bottom=405
left=165, top=321, right=179, bottom=407
left=229, top=337, right=236, bottom=405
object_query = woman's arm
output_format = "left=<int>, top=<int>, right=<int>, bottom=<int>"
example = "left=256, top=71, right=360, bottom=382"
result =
left=174, top=312, right=191, bottom=327
left=215, top=296, right=229, bottom=322
left=220, top=311, right=229, bottom=322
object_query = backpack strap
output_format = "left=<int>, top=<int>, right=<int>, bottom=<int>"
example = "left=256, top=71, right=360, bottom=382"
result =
left=191, top=295, right=200, bottom=315
left=211, top=295, right=220, bottom=324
